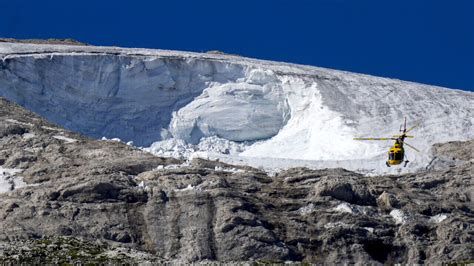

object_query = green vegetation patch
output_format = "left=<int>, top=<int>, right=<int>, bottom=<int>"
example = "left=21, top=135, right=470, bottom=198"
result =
left=0, top=236, right=149, bottom=264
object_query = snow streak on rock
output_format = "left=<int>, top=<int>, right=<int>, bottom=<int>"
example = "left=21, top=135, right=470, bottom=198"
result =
left=0, top=167, right=26, bottom=193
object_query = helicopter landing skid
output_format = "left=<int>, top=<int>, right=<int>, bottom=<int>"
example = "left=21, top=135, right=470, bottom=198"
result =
left=385, top=161, right=390, bottom=167
left=404, top=160, right=409, bottom=167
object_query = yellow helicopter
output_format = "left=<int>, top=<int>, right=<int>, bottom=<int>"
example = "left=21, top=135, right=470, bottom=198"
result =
left=354, top=118, right=420, bottom=167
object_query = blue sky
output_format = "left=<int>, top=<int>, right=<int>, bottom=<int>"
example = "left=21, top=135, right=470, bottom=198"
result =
left=1, top=0, right=473, bottom=91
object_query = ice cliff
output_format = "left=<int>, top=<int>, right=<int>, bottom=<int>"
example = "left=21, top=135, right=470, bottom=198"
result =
left=0, top=43, right=473, bottom=174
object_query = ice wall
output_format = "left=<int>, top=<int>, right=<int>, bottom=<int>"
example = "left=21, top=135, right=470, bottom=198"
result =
left=0, top=52, right=288, bottom=146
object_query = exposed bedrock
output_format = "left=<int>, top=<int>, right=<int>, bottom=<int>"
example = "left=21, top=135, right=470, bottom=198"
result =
left=0, top=98, right=473, bottom=264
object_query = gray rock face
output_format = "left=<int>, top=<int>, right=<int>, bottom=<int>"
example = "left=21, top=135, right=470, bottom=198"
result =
left=376, top=191, right=400, bottom=211
left=426, top=140, right=474, bottom=171
left=0, top=97, right=473, bottom=264
left=313, top=173, right=376, bottom=205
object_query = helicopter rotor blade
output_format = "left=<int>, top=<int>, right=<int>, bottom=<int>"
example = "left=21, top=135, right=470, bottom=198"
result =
left=401, top=140, right=420, bottom=152
left=393, top=135, right=414, bottom=138
left=353, top=137, right=395, bottom=141
left=405, top=121, right=421, bottom=133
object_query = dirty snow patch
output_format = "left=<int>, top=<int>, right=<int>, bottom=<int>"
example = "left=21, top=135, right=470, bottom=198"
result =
left=0, top=167, right=27, bottom=193
left=22, top=133, right=35, bottom=140
left=334, top=203, right=355, bottom=214
left=176, top=184, right=195, bottom=191
left=429, top=214, right=448, bottom=223
left=324, top=222, right=350, bottom=229
left=145, top=136, right=250, bottom=160
left=41, top=126, right=62, bottom=132
left=214, top=166, right=244, bottom=173
left=53, top=135, right=77, bottom=143
left=333, top=202, right=376, bottom=216
left=390, top=209, right=410, bottom=225
left=298, top=203, right=316, bottom=215
left=137, top=180, right=150, bottom=192
left=363, top=227, right=375, bottom=233
left=5, top=119, right=33, bottom=127
left=101, top=136, right=122, bottom=142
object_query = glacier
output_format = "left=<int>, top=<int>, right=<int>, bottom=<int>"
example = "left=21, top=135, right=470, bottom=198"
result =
left=0, top=42, right=473, bottom=174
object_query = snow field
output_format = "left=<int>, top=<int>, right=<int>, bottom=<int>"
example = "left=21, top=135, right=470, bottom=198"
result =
left=1, top=43, right=473, bottom=174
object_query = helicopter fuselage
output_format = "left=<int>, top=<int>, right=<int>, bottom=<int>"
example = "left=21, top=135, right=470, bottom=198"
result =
left=387, top=141, right=404, bottom=165
left=353, top=117, right=419, bottom=167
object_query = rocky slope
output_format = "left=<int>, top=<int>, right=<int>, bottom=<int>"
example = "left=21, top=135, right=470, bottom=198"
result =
left=0, top=97, right=472, bottom=264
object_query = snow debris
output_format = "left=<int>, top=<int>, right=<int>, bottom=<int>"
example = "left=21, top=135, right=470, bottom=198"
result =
left=5, top=119, right=33, bottom=127
left=101, top=137, right=122, bottom=142
left=41, top=126, right=62, bottom=132
left=22, top=133, right=35, bottom=140
left=334, top=203, right=355, bottom=214
left=136, top=180, right=151, bottom=192
left=390, top=209, right=410, bottom=225
left=324, top=222, right=350, bottom=229
left=298, top=203, right=316, bottom=215
left=162, top=164, right=181, bottom=170
left=144, top=138, right=194, bottom=159
left=0, top=167, right=27, bottom=193
left=144, top=136, right=249, bottom=161
left=266, top=170, right=280, bottom=177
left=197, top=136, right=250, bottom=155
left=363, top=227, right=375, bottom=233
left=53, top=135, right=77, bottom=143
left=332, top=202, right=375, bottom=216
left=176, top=184, right=195, bottom=191
left=214, top=166, right=244, bottom=173
left=429, top=214, right=448, bottom=223
left=160, top=161, right=191, bottom=170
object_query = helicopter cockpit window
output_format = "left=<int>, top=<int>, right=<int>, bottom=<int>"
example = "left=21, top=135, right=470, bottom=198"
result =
left=395, top=152, right=403, bottom=160
left=389, top=153, right=396, bottom=160
left=389, top=152, right=403, bottom=161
